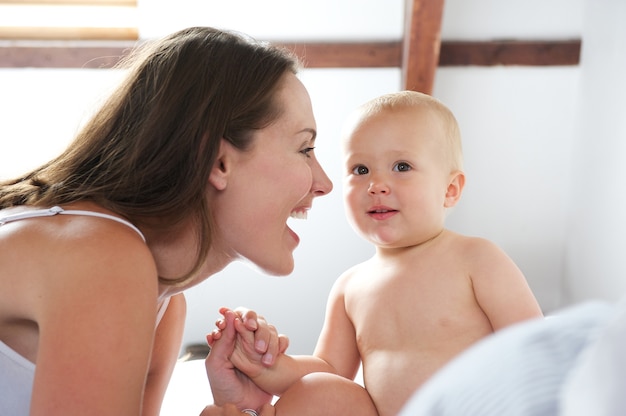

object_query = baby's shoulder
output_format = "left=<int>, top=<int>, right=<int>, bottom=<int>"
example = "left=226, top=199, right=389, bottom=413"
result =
left=340, top=257, right=377, bottom=278
left=445, top=231, right=502, bottom=256
left=332, top=259, right=377, bottom=291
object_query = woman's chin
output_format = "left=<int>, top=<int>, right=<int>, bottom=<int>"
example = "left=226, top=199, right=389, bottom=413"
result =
left=261, top=260, right=295, bottom=277
left=242, top=255, right=295, bottom=277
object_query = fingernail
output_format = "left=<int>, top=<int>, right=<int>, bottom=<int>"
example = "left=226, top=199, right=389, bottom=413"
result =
left=262, top=353, right=273, bottom=365
left=255, top=340, right=266, bottom=352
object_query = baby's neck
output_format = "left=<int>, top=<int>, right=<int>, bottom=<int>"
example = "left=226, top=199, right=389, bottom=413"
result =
left=375, top=228, right=447, bottom=259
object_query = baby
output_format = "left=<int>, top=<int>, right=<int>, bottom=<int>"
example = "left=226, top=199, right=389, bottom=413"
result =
left=208, top=91, right=544, bottom=416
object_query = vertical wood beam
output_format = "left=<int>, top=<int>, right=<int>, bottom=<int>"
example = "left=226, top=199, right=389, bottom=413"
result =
left=402, top=0, right=445, bottom=94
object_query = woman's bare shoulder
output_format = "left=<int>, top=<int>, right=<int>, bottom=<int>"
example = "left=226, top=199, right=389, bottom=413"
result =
left=0, top=204, right=157, bottom=322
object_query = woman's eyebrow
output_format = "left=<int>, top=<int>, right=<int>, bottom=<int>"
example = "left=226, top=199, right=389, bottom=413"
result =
left=298, top=128, right=317, bottom=140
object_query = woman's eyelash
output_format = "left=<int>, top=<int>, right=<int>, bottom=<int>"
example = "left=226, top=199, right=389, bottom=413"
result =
left=301, top=147, right=315, bottom=157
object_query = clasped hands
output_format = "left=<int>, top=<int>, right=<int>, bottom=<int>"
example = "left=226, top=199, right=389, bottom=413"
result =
left=200, top=307, right=288, bottom=416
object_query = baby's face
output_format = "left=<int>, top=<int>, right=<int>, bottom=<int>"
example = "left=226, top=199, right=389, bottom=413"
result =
left=341, top=106, right=453, bottom=248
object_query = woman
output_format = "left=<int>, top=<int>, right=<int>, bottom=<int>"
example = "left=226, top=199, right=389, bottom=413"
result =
left=0, top=26, right=331, bottom=415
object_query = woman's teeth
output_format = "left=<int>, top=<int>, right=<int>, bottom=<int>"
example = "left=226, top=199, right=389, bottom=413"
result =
left=290, top=210, right=308, bottom=220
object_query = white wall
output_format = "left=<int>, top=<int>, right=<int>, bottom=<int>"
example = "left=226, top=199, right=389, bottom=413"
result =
left=563, top=0, right=626, bottom=303
left=2, top=0, right=615, bottom=356
left=437, top=66, right=579, bottom=312
left=0, top=69, right=125, bottom=178
left=138, top=0, right=405, bottom=41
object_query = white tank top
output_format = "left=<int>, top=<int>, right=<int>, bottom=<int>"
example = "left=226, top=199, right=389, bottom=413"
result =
left=0, top=206, right=169, bottom=415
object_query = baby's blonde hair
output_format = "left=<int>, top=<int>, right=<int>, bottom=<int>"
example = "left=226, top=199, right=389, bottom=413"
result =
left=356, top=91, right=463, bottom=172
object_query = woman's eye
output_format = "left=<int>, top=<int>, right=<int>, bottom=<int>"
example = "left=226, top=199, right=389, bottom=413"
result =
left=393, top=162, right=411, bottom=172
left=300, top=147, right=315, bottom=158
left=351, top=165, right=369, bottom=175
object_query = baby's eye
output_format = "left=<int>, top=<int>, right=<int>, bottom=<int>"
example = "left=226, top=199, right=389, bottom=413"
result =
left=351, top=165, right=369, bottom=175
left=393, top=162, right=412, bottom=172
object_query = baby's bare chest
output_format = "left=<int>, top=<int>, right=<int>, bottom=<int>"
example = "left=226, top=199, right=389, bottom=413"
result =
left=346, top=266, right=494, bottom=415
left=345, top=263, right=492, bottom=355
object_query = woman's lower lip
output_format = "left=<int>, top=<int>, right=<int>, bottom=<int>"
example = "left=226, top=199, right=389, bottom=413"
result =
left=287, top=226, right=300, bottom=245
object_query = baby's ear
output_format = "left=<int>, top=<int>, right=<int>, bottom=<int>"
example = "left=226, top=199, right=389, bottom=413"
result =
left=208, top=139, right=235, bottom=191
left=444, top=171, right=465, bottom=208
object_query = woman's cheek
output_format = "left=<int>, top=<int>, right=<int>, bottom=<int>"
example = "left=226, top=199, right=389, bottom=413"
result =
left=294, top=164, right=314, bottom=198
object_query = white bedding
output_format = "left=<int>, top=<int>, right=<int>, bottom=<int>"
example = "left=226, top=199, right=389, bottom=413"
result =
left=399, top=300, right=626, bottom=415
left=161, top=360, right=212, bottom=416
left=559, top=298, right=626, bottom=415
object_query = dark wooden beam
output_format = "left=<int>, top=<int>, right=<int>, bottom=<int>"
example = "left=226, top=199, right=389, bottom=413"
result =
left=274, top=42, right=400, bottom=68
left=0, top=40, right=581, bottom=69
left=402, top=0, right=445, bottom=94
left=0, top=43, right=136, bottom=68
left=439, top=40, right=581, bottom=66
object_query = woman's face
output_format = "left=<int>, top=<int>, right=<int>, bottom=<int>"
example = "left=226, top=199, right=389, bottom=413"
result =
left=210, top=73, right=332, bottom=275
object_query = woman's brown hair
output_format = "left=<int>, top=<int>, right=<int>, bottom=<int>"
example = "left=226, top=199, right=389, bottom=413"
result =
left=0, top=27, right=300, bottom=284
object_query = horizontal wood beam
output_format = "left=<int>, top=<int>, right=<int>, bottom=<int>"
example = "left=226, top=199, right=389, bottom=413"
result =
left=439, top=40, right=581, bottom=66
left=0, top=39, right=581, bottom=69
left=275, top=41, right=401, bottom=68
left=0, top=42, right=136, bottom=68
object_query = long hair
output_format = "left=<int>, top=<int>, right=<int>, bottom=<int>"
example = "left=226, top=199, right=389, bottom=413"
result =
left=0, top=27, right=300, bottom=285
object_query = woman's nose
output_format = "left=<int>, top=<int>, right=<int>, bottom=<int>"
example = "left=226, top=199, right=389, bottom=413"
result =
left=311, top=160, right=333, bottom=197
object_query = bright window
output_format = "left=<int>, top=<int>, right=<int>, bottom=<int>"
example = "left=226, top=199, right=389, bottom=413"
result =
left=0, top=0, right=137, bottom=40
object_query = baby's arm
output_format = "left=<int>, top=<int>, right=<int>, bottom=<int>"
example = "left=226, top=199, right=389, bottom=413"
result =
left=469, top=238, right=543, bottom=329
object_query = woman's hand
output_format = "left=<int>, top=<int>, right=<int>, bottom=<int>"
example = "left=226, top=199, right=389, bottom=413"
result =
left=199, top=403, right=275, bottom=416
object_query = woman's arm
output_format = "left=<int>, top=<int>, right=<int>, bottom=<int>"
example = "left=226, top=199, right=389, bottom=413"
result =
left=143, top=293, right=186, bottom=416
left=29, top=228, right=159, bottom=415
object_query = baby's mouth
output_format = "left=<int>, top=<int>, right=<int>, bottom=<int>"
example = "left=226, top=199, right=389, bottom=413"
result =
left=368, top=208, right=397, bottom=214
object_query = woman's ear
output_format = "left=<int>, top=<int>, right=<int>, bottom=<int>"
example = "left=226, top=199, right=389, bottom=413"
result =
left=444, top=171, right=465, bottom=208
left=208, top=139, right=234, bottom=191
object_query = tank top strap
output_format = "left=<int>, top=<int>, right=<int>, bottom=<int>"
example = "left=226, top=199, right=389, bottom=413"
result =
left=0, top=206, right=145, bottom=242
left=156, top=296, right=171, bottom=327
